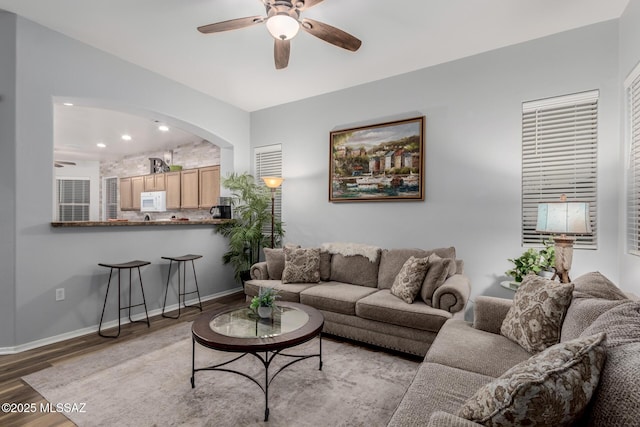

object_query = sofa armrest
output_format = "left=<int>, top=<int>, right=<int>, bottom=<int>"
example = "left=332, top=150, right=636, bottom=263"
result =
left=473, top=295, right=513, bottom=334
left=432, top=274, right=470, bottom=314
left=427, top=411, right=482, bottom=427
left=250, top=262, right=269, bottom=280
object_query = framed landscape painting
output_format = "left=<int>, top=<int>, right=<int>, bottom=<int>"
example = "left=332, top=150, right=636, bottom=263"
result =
left=329, top=116, right=425, bottom=202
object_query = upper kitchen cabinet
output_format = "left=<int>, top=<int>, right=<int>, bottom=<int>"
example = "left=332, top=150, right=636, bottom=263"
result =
left=144, top=173, right=166, bottom=191
left=131, top=176, right=145, bottom=210
left=120, top=177, right=133, bottom=210
left=199, top=166, right=220, bottom=209
left=165, top=171, right=181, bottom=210
left=180, top=169, right=200, bottom=209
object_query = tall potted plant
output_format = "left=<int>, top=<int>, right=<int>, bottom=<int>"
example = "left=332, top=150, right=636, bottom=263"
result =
left=216, top=173, right=285, bottom=284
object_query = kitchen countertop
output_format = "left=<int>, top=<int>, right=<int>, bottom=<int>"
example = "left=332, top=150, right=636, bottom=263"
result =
left=50, top=219, right=232, bottom=227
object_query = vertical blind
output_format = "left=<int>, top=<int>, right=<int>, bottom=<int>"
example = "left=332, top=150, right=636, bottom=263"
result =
left=57, top=178, right=90, bottom=221
left=255, top=144, right=283, bottom=232
left=626, top=64, right=640, bottom=254
left=521, top=90, right=598, bottom=249
left=104, top=177, right=118, bottom=220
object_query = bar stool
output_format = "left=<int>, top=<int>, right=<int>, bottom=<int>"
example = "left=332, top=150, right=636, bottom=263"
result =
left=97, top=260, right=151, bottom=338
left=161, top=254, right=203, bottom=319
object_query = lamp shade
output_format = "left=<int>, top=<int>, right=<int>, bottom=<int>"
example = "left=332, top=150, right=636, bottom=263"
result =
left=266, top=14, right=300, bottom=40
left=536, top=202, right=591, bottom=234
left=262, top=176, right=284, bottom=189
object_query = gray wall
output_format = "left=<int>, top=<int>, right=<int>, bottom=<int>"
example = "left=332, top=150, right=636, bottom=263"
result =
left=0, top=12, right=17, bottom=347
left=619, top=0, right=640, bottom=288
left=1, top=14, right=252, bottom=350
left=251, top=20, right=624, bottom=306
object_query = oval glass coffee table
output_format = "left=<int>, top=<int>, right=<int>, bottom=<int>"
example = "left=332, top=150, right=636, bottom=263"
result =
left=191, top=301, right=324, bottom=421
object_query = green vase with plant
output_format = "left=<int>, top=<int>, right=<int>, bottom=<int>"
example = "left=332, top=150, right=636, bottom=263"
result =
left=215, top=173, right=285, bottom=284
left=506, top=240, right=556, bottom=283
left=250, top=287, right=280, bottom=318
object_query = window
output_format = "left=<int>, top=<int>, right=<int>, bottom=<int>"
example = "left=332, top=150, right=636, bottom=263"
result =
left=521, top=91, right=598, bottom=249
left=626, top=64, right=640, bottom=254
left=104, top=177, right=118, bottom=220
left=56, top=178, right=90, bottom=221
left=255, top=144, right=283, bottom=231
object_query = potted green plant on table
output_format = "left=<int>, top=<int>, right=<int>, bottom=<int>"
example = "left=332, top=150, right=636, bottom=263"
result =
left=505, top=241, right=556, bottom=284
left=250, top=287, right=280, bottom=318
left=215, top=173, right=285, bottom=284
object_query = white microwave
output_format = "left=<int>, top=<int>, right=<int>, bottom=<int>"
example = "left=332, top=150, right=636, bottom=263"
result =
left=140, top=191, right=167, bottom=212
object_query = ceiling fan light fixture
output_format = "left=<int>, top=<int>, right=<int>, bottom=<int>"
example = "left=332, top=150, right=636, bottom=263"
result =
left=266, top=13, right=300, bottom=40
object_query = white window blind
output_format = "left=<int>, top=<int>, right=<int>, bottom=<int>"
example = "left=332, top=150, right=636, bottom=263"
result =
left=255, top=144, right=283, bottom=230
left=522, top=90, right=598, bottom=249
left=56, top=178, right=90, bottom=221
left=104, top=177, right=118, bottom=220
left=626, top=64, right=640, bottom=255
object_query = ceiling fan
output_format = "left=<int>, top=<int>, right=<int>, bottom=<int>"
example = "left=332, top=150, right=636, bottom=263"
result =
left=54, top=161, right=76, bottom=168
left=197, top=0, right=362, bottom=69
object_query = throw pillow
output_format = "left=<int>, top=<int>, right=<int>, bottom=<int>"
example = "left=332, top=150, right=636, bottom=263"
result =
left=420, top=253, right=457, bottom=304
left=500, top=274, right=574, bottom=353
left=281, top=247, right=321, bottom=284
left=390, top=256, right=430, bottom=303
left=458, top=333, right=607, bottom=426
left=264, top=248, right=285, bottom=280
left=571, top=272, right=628, bottom=300
left=560, top=296, right=627, bottom=342
left=580, top=301, right=640, bottom=348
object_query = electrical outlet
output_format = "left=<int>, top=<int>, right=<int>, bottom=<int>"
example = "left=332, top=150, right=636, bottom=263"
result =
left=55, top=288, right=65, bottom=301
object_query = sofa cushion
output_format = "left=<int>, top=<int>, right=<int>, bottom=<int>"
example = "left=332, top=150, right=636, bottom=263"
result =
left=427, top=319, right=532, bottom=378
left=387, top=362, right=493, bottom=427
left=281, top=247, right=321, bottom=284
left=263, top=248, right=285, bottom=280
left=356, top=289, right=451, bottom=333
left=330, top=253, right=380, bottom=288
left=300, top=282, right=378, bottom=315
left=319, top=250, right=332, bottom=281
left=581, top=301, right=640, bottom=348
left=458, top=333, right=606, bottom=426
left=572, top=271, right=629, bottom=300
left=421, top=254, right=457, bottom=304
left=244, top=279, right=318, bottom=303
left=390, top=256, right=430, bottom=303
left=377, top=247, right=456, bottom=290
left=561, top=296, right=627, bottom=342
left=500, top=274, right=574, bottom=353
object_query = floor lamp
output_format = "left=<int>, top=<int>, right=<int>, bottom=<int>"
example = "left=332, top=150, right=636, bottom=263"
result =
left=536, top=195, right=591, bottom=283
left=261, top=176, right=284, bottom=249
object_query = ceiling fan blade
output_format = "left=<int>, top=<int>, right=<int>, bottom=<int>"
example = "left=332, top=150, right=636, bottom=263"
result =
left=301, top=18, right=361, bottom=52
left=54, top=163, right=63, bottom=168
left=56, top=161, right=76, bottom=165
left=198, top=16, right=264, bottom=34
left=295, top=0, right=325, bottom=11
left=274, top=39, right=291, bottom=69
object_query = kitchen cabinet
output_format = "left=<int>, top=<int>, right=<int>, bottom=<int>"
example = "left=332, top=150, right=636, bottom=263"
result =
left=131, top=176, right=145, bottom=211
left=120, top=177, right=132, bottom=210
left=180, top=169, right=199, bottom=209
left=198, top=166, right=220, bottom=208
left=165, top=171, right=181, bottom=210
left=144, top=173, right=166, bottom=191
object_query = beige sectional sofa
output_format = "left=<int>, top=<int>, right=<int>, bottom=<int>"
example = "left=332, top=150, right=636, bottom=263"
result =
left=244, top=243, right=471, bottom=356
left=388, top=272, right=640, bottom=426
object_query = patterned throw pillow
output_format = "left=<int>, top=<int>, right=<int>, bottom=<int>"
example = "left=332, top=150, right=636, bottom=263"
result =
left=500, top=274, right=574, bottom=353
left=281, top=247, right=321, bottom=284
left=390, top=256, right=430, bottom=303
left=459, top=333, right=607, bottom=426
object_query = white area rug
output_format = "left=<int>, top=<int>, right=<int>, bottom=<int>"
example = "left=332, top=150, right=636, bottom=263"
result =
left=23, top=322, right=419, bottom=426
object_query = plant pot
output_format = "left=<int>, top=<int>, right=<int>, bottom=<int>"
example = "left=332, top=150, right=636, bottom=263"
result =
left=257, top=306, right=272, bottom=319
left=538, top=270, right=554, bottom=279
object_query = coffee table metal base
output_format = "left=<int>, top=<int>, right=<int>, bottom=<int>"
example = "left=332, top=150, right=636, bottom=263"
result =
left=191, top=334, right=322, bottom=421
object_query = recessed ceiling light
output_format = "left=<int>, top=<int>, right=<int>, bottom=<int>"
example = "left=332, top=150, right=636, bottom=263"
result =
left=63, top=102, right=74, bottom=106
left=121, top=134, right=132, bottom=141
left=97, top=143, right=106, bottom=148
left=158, top=125, right=169, bottom=132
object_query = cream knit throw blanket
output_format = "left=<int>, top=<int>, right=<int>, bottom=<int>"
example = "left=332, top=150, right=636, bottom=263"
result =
left=321, top=242, right=381, bottom=262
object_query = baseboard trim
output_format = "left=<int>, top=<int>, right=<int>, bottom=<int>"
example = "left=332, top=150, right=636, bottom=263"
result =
left=0, top=287, right=243, bottom=355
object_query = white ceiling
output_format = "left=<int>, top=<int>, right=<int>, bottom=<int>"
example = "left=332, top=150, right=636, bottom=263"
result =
left=0, top=0, right=630, bottom=161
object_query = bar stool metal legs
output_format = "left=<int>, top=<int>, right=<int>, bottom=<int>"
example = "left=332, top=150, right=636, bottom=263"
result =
left=162, top=254, right=203, bottom=319
left=98, top=260, right=151, bottom=338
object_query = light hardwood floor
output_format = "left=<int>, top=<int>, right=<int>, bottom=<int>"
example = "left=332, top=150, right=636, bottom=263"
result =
left=0, top=292, right=245, bottom=427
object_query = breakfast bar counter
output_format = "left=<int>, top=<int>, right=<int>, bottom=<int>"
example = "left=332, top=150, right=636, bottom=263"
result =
left=51, top=219, right=232, bottom=228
